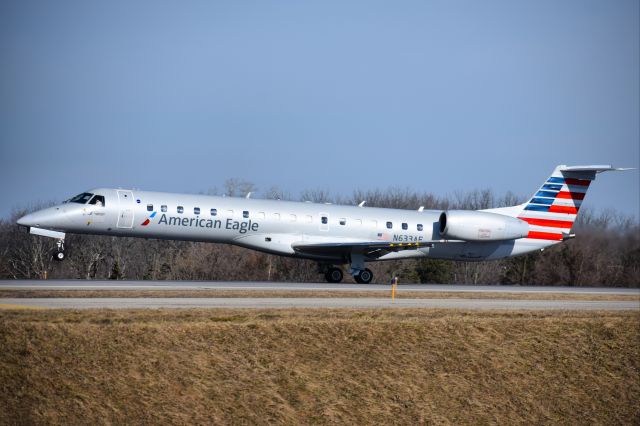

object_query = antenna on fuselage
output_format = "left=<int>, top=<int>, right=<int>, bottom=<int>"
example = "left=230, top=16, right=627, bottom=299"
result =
left=418, top=206, right=424, bottom=212
left=246, top=192, right=252, bottom=199
left=358, top=201, right=366, bottom=207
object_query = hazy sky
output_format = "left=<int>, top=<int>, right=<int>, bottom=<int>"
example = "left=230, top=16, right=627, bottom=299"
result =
left=1, top=0, right=638, bottom=219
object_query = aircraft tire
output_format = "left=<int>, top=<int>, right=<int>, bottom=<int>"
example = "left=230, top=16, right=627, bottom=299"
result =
left=54, top=251, right=65, bottom=262
left=354, top=268, right=373, bottom=284
left=325, top=268, right=343, bottom=283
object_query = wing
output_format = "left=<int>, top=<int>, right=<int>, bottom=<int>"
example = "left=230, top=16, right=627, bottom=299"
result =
left=292, top=240, right=443, bottom=261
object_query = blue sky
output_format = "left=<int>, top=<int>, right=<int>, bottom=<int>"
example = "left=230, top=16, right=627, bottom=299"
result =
left=1, top=0, right=638, bottom=219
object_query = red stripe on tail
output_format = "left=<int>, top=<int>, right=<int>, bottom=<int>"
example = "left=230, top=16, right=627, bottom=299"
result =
left=520, top=218, right=574, bottom=228
left=549, top=205, right=579, bottom=214
left=565, top=178, right=591, bottom=186
left=527, top=231, right=564, bottom=241
left=556, top=191, right=585, bottom=200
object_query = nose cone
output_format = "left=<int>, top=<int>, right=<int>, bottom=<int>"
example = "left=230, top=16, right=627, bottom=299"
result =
left=16, top=207, right=68, bottom=229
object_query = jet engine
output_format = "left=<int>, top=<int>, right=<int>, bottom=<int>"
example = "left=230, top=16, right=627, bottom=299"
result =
left=439, top=210, right=529, bottom=242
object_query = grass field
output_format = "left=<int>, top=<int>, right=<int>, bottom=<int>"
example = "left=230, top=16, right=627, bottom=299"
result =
left=1, top=309, right=638, bottom=425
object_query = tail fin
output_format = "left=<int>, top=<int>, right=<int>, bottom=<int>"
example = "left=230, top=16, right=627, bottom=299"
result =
left=516, top=165, right=631, bottom=241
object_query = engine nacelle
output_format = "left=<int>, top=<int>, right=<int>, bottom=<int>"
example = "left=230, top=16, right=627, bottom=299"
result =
left=439, top=210, right=529, bottom=242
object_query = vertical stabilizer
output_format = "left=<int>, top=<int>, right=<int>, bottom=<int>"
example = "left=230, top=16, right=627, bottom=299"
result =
left=516, top=165, right=630, bottom=241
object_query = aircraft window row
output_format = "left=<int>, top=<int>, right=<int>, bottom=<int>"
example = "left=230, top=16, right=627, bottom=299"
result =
left=141, top=203, right=426, bottom=232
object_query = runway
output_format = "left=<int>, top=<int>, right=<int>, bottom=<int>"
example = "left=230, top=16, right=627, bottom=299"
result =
left=1, top=280, right=639, bottom=295
left=0, top=297, right=638, bottom=310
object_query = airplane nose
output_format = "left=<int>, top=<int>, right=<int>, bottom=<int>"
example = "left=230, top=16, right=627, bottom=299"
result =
left=16, top=213, right=35, bottom=227
left=16, top=207, right=68, bottom=229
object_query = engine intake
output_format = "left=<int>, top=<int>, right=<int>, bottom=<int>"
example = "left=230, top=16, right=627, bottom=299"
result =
left=439, top=210, right=528, bottom=242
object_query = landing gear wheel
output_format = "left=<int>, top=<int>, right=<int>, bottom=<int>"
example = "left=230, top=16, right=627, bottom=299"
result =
left=354, top=268, right=373, bottom=284
left=53, top=239, right=65, bottom=262
left=325, top=267, right=344, bottom=283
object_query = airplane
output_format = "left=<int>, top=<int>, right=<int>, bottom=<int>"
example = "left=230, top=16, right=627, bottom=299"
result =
left=16, top=165, right=631, bottom=283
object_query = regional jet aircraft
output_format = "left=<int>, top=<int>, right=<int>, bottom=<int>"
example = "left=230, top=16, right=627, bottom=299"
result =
left=16, top=165, right=630, bottom=283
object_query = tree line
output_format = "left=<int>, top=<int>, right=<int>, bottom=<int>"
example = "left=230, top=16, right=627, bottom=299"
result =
left=1, top=181, right=638, bottom=286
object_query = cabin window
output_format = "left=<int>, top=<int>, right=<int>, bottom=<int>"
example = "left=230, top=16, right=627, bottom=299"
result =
left=210, top=208, right=217, bottom=216
left=147, top=204, right=153, bottom=212
left=369, top=220, right=378, bottom=229
left=243, top=211, right=249, bottom=218
left=305, top=215, right=313, bottom=223
left=194, top=207, right=200, bottom=215
left=402, top=223, right=408, bottom=230
left=161, top=205, right=167, bottom=212
left=339, top=218, right=346, bottom=226
left=226, top=210, right=234, bottom=217
left=386, top=221, right=393, bottom=229
left=321, top=216, right=328, bottom=224
left=89, top=195, right=105, bottom=207
left=417, top=224, right=423, bottom=231
left=273, top=213, right=281, bottom=221
left=177, top=206, right=184, bottom=214
left=289, top=214, right=297, bottom=222
left=258, top=212, right=266, bottom=219
left=354, top=219, right=362, bottom=226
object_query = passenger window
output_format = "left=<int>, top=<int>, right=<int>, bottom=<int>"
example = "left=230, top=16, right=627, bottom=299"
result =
left=417, top=224, right=423, bottom=231
left=243, top=211, right=249, bottom=218
left=226, top=210, right=234, bottom=217
left=89, top=195, right=105, bottom=207
left=194, top=207, right=200, bottom=215
left=161, top=205, right=167, bottom=212
left=386, top=221, right=393, bottom=229
left=273, top=213, right=281, bottom=221
left=339, top=218, right=346, bottom=226
left=258, top=212, right=266, bottom=219
left=354, top=219, right=362, bottom=226
left=177, top=206, right=184, bottom=214
left=210, top=208, right=217, bottom=216
left=289, top=214, right=297, bottom=222
left=402, top=223, right=408, bottom=230
left=321, top=216, right=328, bottom=224
left=305, top=215, right=313, bottom=223
left=147, top=204, right=153, bottom=212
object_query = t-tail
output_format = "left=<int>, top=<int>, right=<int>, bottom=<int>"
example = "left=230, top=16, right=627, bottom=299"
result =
left=487, top=165, right=632, bottom=243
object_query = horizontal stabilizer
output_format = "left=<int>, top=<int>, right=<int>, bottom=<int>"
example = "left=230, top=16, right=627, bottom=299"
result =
left=559, top=165, right=633, bottom=173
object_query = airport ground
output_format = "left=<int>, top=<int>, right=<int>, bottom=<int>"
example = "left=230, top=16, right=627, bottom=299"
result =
left=0, top=281, right=638, bottom=424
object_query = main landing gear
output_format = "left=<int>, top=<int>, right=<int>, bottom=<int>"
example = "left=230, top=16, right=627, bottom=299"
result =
left=320, top=265, right=374, bottom=284
left=53, top=239, right=65, bottom=262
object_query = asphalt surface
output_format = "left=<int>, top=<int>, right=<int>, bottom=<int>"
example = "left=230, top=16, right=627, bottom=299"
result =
left=0, top=297, right=638, bottom=310
left=1, top=280, right=639, bottom=295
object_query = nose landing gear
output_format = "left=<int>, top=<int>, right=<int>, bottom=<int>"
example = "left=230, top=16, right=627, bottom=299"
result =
left=53, top=239, right=65, bottom=262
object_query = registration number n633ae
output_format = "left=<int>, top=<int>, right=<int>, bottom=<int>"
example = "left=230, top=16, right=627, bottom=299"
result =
left=393, top=234, right=423, bottom=242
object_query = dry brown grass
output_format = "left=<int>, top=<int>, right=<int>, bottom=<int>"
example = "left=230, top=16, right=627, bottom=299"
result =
left=1, top=289, right=638, bottom=301
left=1, top=309, right=638, bottom=425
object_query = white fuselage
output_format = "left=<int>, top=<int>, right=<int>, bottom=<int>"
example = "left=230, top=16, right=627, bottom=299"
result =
left=18, top=187, right=554, bottom=264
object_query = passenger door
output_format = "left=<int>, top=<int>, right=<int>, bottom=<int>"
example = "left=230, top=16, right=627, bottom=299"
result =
left=116, top=190, right=135, bottom=228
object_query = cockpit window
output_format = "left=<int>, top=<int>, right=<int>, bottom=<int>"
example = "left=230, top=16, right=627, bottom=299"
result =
left=89, top=195, right=105, bottom=207
left=68, top=193, right=94, bottom=204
